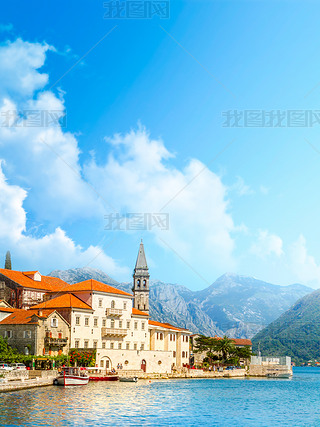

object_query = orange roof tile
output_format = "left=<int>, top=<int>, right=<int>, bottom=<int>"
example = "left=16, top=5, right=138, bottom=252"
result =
left=0, top=309, right=55, bottom=325
left=0, top=307, right=15, bottom=313
left=0, top=269, right=69, bottom=291
left=61, top=279, right=132, bottom=297
left=132, top=307, right=149, bottom=317
left=148, top=320, right=187, bottom=332
left=31, top=293, right=92, bottom=310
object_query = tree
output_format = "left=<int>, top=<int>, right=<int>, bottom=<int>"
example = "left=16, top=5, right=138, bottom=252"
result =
left=5, top=251, right=12, bottom=270
left=214, top=336, right=236, bottom=362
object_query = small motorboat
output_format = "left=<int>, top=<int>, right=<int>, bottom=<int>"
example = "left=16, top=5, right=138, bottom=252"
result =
left=119, top=376, right=138, bottom=383
left=266, top=372, right=292, bottom=379
left=53, top=367, right=89, bottom=386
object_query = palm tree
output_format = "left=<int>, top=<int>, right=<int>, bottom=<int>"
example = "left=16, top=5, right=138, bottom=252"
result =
left=214, top=336, right=236, bottom=362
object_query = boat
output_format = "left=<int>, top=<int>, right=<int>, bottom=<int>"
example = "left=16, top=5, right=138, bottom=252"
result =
left=86, top=367, right=119, bottom=381
left=119, top=376, right=138, bottom=383
left=53, top=367, right=89, bottom=386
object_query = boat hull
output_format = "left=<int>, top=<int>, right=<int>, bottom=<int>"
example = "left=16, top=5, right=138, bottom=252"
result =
left=89, top=376, right=119, bottom=381
left=119, top=377, right=138, bottom=383
left=55, top=375, right=89, bottom=386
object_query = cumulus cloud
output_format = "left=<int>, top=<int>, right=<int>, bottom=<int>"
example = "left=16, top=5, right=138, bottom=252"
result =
left=250, top=230, right=283, bottom=258
left=230, top=176, right=254, bottom=196
left=85, top=127, right=237, bottom=275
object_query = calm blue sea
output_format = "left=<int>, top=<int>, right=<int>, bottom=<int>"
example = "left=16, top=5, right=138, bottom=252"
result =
left=1, top=368, right=320, bottom=426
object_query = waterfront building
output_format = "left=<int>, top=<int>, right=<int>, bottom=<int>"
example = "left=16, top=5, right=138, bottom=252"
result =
left=0, top=269, right=69, bottom=309
left=0, top=308, right=70, bottom=356
left=0, top=242, right=191, bottom=373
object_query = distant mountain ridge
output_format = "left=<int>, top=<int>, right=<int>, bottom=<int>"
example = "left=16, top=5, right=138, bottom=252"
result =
left=48, top=268, right=313, bottom=339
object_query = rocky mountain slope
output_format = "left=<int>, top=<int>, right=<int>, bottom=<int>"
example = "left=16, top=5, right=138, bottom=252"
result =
left=252, top=288, right=320, bottom=362
left=48, top=268, right=312, bottom=339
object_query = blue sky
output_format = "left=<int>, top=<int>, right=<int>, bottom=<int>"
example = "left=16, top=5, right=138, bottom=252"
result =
left=1, top=0, right=320, bottom=290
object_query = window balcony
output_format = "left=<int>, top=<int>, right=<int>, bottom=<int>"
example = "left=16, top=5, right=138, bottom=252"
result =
left=44, top=337, right=68, bottom=347
left=101, top=327, right=127, bottom=337
left=105, top=308, right=123, bottom=317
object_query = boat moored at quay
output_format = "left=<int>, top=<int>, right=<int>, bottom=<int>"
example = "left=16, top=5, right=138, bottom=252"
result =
left=53, top=367, right=89, bottom=386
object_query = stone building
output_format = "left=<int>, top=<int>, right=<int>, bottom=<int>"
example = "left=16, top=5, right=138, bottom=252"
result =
left=0, top=308, right=70, bottom=356
left=132, top=240, right=150, bottom=313
left=0, top=269, right=68, bottom=309
left=30, top=241, right=191, bottom=373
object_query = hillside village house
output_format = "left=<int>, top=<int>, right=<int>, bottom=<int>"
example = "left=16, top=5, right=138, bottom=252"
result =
left=0, top=308, right=70, bottom=356
left=0, top=242, right=191, bottom=373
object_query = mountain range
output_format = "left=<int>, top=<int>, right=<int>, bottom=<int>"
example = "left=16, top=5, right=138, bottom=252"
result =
left=252, top=287, right=320, bottom=362
left=48, top=268, right=312, bottom=339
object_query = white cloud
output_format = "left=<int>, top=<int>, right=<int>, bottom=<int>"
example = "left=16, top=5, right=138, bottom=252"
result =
left=250, top=230, right=283, bottom=258
left=85, top=127, right=237, bottom=275
left=288, top=235, right=320, bottom=287
left=230, top=176, right=254, bottom=196
left=0, top=163, right=127, bottom=276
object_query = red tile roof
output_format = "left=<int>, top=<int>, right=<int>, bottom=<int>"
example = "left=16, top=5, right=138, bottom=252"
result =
left=0, top=309, right=55, bottom=325
left=148, top=320, right=188, bottom=332
left=132, top=308, right=149, bottom=317
left=60, top=279, right=132, bottom=297
left=211, top=336, right=252, bottom=346
left=0, top=269, right=68, bottom=291
left=31, top=293, right=92, bottom=310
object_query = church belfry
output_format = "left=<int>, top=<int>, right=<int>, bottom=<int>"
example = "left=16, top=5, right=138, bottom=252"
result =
left=132, top=240, right=150, bottom=314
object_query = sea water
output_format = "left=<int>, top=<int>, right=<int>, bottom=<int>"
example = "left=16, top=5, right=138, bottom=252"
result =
left=1, top=368, right=320, bottom=426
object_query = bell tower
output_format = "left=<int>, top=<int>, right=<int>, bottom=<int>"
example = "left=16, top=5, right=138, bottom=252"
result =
left=132, top=240, right=149, bottom=314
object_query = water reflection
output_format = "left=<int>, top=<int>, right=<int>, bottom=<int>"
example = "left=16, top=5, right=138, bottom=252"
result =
left=1, top=372, right=320, bottom=426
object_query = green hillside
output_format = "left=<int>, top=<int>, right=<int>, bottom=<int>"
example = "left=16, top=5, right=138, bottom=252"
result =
left=252, top=288, right=320, bottom=364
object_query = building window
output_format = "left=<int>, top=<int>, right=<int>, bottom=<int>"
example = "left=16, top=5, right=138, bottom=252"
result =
left=157, top=333, right=159, bottom=339
left=123, top=302, right=127, bottom=309
left=133, top=343, right=137, bottom=350
left=143, top=279, right=146, bottom=287
left=111, top=300, right=115, bottom=309
left=186, top=352, right=188, bottom=358
left=76, top=316, right=80, bottom=325
left=118, top=343, right=122, bottom=349
left=142, top=322, right=145, bottom=330
left=102, top=319, right=106, bottom=327
left=137, top=279, right=140, bottom=288
left=99, top=299, right=102, bottom=308
left=94, top=318, right=98, bottom=327
left=119, top=320, right=122, bottom=328
left=51, top=318, right=58, bottom=328
left=24, top=330, right=31, bottom=339
left=126, top=342, right=130, bottom=350
left=5, top=330, right=12, bottom=338
left=93, top=341, right=98, bottom=349
left=58, top=333, right=62, bottom=339
left=85, top=318, right=89, bottom=326
left=110, top=342, right=114, bottom=349
left=75, top=340, right=79, bottom=348
left=186, top=336, right=189, bottom=343
left=160, top=333, right=163, bottom=340
left=182, top=351, right=185, bottom=358
left=84, top=340, right=89, bottom=348
left=111, top=319, right=115, bottom=328
left=100, top=360, right=104, bottom=368
left=141, top=344, right=144, bottom=350
left=134, top=322, right=138, bottom=330
left=102, top=342, right=106, bottom=349
left=173, top=351, right=176, bottom=357
left=170, top=334, right=172, bottom=341
left=173, top=335, right=176, bottom=341
left=182, top=335, right=184, bottom=342
left=126, top=321, right=130, bottom=329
